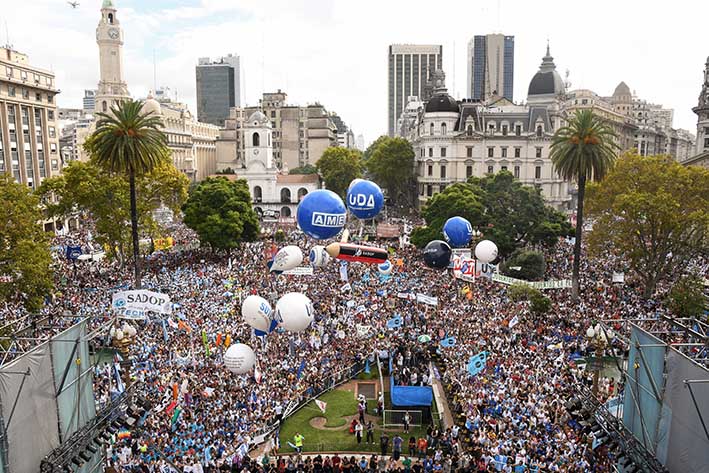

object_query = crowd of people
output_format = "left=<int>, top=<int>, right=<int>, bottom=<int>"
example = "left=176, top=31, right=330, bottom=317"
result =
left=2, top=215, right=706, bottom=473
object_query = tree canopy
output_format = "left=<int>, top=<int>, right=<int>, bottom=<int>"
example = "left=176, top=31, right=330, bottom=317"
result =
left=38, top=158, right=189, bottom=262
left=586, top=153, right=709, bottom=298
left=315, top=147, right=363, bottom=199
left=0, top=174, right=53, bottom=311
left=182, top=177, right=260, bottom=252
left=366, top=136, right=416, bottom=205
left=410, top=171, right=571, bottom=255
left=289, top=164, right=318, bottom=175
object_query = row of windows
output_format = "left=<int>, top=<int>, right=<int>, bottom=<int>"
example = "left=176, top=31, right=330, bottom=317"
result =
left=421, top=146, right=544, bottom=159
left=423, top=164, right=541, bottom=180
left=1, top=84, right=55, bottom=103
left=4, top=66, right=53, bottom=87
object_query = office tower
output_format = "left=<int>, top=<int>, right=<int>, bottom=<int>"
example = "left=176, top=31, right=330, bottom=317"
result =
left=388, top=44, right=442, bottom=136
left=0, top=46, right=61, bottom=189
left=466, top=34, right=514, bottom=102
left=195, top=54, right=240, bottom=127
left=83, top=89, right=97, bottom=111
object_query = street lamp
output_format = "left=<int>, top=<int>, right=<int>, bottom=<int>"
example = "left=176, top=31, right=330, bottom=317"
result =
left=111, top=322, right=138, bottom=386
left=586, top=323, right=614, bottom=397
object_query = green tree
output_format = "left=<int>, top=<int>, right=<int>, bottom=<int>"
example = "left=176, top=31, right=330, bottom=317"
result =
left=666, top=275, right=707, bottom=319
left=182, top=177, right=260, bottom=252
left=316, top=147, right=363, bottom=198
left=586, top=153, right=709, bottom=298
left=0, top=174, right=53, bottom=311
left=39, top=158, right=188, bottom=263
left=84, top=99, right=171, bottom=289
left=289, top=164, right=318, bottom=175
left=500, top=250, right=546, bottom=281
left=366, top=136, right=415, bottom=205
left=471, top=171, right=572, bottom=256
left=508, top=283, right=536, bottom=302
left=530, top=290, right=552, bottom=315
left=550, top=109, right=619, bottom=300
left=363, top=135, right=388, bottom=162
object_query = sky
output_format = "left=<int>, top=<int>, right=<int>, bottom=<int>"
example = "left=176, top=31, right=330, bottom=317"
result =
left=2, top=0, right=707, bottom=146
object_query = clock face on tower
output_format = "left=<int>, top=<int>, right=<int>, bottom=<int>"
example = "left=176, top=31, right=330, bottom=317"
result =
left=108, top=28, right=119, bottom=39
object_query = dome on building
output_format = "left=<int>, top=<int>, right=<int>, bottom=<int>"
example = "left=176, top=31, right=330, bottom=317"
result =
left=247, top=110, right=270, bottom=126
left=102, top=0, right=115, bottom=8
left=143, top=92, right=162, bottom=117
left=425, top=93, right=459, bottom=113
left=527, top=45, right=565, bottom=99
left=613, top=81, right=631, bottom=97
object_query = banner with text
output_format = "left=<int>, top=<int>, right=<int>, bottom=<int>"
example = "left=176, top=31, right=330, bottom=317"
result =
left=112, top=290, right=172, bottom=319
left=492, top=273, right=571, bottom=290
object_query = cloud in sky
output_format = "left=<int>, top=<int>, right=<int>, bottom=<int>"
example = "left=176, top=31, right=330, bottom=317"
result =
left=3, top=0, right=707, bottom=145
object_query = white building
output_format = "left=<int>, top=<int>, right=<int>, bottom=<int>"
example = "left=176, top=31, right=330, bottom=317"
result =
left=230, top=111, right=319, bottom=218
left=406, top=61, right=570, bottom=210
left=686, top=56, right=709, bottom=168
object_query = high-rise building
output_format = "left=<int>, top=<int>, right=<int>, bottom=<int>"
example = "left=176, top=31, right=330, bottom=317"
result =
left=466, top=34, right=514, bottom=102
left=388, top=44, right=442, bottom=136
left=0, top=46, right=62, bottom=190
left=195, top=54, right=240, bottom=127
left=83, top=89, right=97, bottom=111
left=95, top=0, right=130, bottom=113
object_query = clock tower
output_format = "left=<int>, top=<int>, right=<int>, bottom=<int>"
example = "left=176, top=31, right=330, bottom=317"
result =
left=244, top=111, right=274, bottom=169
left=95, top=0, right=130, bottom=113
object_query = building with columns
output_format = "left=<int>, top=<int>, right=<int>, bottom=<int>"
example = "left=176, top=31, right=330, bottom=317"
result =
left=0, top=46, right=62, bottom=189
left=221, top=110, right=319, bottom=218
left=685, top=56, right=709, bottom=168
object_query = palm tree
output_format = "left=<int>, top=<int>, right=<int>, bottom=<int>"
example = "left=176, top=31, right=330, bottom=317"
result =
left=550, top=109, right=619, bottom=300
left=85, top=100, right=169, bottom=289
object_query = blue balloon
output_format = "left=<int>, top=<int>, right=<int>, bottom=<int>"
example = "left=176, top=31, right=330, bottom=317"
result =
left=296, top=189, right=347, bottom=240
left=443, top=216, right=473, bottom=247
left=346, top=179, right=384, bottom=219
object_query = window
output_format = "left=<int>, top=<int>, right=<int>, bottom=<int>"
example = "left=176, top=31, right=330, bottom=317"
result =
left=535, top=166, right=542, bottom=179
left=427, top=165, right=433, bottom=176
left=487, top=147, right=494, bottom=158
left=102, top=101, right=107, bottom=112
left=252, top=132, right=260, bottom=146
left=466, top=146, right=473, bottom=158
left=466, top=165, right=473, bottom=178
left=440, top=165, right=446, bottom=178
left=581, top=99, right=588, bottom=105
left=7, top=86, right=15, bottom=97
left=22, top=89, right=29, bottom=99
left=20, top=70, right=27, bottom=81
left=502, top=125, right=508, bottom=136
left=430, top=123, right=434, bottom=135
left=50, top=143, right=57, bottom=153
left=428, top=148, right=433, bottom=158
left=35, top=93, right=41, bottom=101
left=33, top=73, right=40, bottom=83
left=501, top=147, right=507, bottom=158
left=488, top=123, right=495, bottom=132
left=467, top=125, right=473, bottom=136
left=270, top=110, right=276, bottom=118
left=441, top=123, right=447, bottom=135
left=426, top=185, right=432, bottom=197
left=515, top=125, right=521, bottom=136
left=487, top=165, right=494, bottom=174
left=47, top=94, right=53, bottom=104
left=501, top=165, right=507, bottom=171
left=514, top=147, right=521, bottom=158
left=5, top=66, right=11, bottom=77
left=46, top=76, right=52, bottom=86
left=536, top=125, right=543, bottom=137
left=514, top=165, right=520, bottom=178
left=536, top=147, right=542, bottom=158
left=48, top=110, right=54, bottom=120
left=440, top=147, right=446, bottom=158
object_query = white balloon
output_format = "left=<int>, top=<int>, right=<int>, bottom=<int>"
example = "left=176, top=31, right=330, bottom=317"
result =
left=309, top=245, right=331, bottom=267
left=242, top=295, right=273, bottom=333
left=275, top=292, right=314, bottom=332
left=270, top=245, right=303, bottom=273
left=475, top=240, right=498, bottom=264
left=115, top=329, right=124, bottom=340
left=223, top=343, right=256, bottom=374
left=378, top=260, right=393, bottom=275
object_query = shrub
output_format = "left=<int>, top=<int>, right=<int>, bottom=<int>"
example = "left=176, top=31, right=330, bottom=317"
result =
left=530, top=290, right=552, bottom=315
left=501, top=250, right=546, bottom=281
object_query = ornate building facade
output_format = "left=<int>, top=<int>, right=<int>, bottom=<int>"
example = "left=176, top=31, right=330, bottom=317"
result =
left=685, top=56, right=709, bottom=168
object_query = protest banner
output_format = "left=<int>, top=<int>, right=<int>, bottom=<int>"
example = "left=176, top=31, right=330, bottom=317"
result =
left=282, top=266, right=314, bottom=276
left=416, top=293, right=438, bottom=306
left=491, top=273, right=572, bottom=290
left=112, top=290, right=172, bottom=319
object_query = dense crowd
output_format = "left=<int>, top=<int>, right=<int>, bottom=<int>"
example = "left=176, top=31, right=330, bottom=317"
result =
left=2, top=218, right=707, bottom=473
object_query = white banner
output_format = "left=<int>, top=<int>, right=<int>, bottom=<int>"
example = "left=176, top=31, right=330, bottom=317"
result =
left=492, top=273, right=572, bottom=290
left=112, top=290, right=172, bottom=319
left=416, top=293, right=438, bottom=306
left=612, top=272, right=625, bottom=284
left=397, top=292, right=416, bottom=301
left=282, top=266, right=314, bottom=276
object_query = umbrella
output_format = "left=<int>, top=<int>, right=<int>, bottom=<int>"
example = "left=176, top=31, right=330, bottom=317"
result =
left=418, top=334, right=432, bottom=343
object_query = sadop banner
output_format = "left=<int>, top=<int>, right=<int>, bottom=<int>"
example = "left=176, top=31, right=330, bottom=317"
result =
left=112, top=290, right=172, bottom=319
left=492, top=273, right=571, bottom=290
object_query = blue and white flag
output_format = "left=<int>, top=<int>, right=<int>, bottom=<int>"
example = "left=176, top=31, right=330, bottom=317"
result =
left=339, top=261, right=349, bottom=282
left=161, top=319, right=169, bottom=342
left=508, top=315, right=519, bottom=328
left=296, top=359, right=306, bottom=380
left=386, top=316, right=403, bottom=329
left=114, top=363, right=125, bottom=393
left=439, top=337, right=457, bottom=348
left=467, top=351, right=488, bottom=376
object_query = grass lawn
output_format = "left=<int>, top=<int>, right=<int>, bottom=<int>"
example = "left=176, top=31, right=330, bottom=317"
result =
left=278, top=387, right=430, bottom=454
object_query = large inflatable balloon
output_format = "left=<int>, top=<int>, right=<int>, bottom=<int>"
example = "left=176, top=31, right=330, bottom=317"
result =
left=296, top=189, right=347, bottom=240
left=423, top=240, right=452, bottom=269
left=241, top=295, right=276, bottom=336
left=475, top=240, right=498, bottom=263
left=346, top=179, right=384, bottom=220
left=309, top=245, right=331, bottom=267
left=268, top=245, right=303, bottom=273
left=223, top=343, right=256, bottom=374
left=325, top=243, right=388, bottom=264
left=443, top=216, right=473, bottom=248
left=275, top=292, right=314, bottom=332
left=378, top=260, right=393, bottom=276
